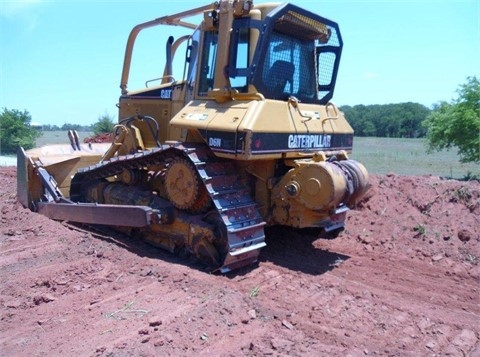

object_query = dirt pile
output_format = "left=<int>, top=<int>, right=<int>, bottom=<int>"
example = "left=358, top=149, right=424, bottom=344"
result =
left=1, top=166, right=479, bottom=356
left=83, top=132, right=113, bottom=144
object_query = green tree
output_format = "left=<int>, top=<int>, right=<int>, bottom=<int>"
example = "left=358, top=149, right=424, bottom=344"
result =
left=423, top=76, right=480, bottom=163
left=93, top=113, right=115, bottom=135
left=0, top=108, right=41, bottom=154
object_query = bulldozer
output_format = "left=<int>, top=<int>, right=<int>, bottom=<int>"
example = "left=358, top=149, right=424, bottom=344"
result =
left=17, top=0, right=369, bottom=272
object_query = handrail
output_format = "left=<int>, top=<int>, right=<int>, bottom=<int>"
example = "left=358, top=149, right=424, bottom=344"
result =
left=145, top=76, right=176, bottom=87
left=120, top=3, right=216, bottom=94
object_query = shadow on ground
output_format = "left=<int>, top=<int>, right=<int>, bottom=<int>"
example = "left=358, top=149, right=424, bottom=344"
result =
left=67, top=223, right=349, bottom=277
left=257, top=226, right=350, bottom=275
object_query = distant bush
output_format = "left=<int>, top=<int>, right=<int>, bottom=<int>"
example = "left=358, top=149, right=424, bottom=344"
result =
left=93, top=113, right=116, bottom=135
left=0, top=108, right=42, bottom=154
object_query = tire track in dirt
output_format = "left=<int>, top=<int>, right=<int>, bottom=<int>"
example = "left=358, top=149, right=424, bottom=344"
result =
left=1, top=250, right=209, bottom=356
left=232, top=234, right=480, bottom=356
left=329, top=254, right=479, bottom=315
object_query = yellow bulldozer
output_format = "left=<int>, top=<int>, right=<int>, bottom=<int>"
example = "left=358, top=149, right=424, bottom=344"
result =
left=17, top=0, right=369, bottom=272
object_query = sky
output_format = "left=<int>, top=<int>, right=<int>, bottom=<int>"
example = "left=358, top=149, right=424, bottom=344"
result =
left=1, top=0, right=479, bottom=126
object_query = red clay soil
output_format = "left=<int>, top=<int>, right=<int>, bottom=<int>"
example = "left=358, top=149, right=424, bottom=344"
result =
left=83, top=133, right=113, bottom=144
left=1, top=166, right=479, bottom=356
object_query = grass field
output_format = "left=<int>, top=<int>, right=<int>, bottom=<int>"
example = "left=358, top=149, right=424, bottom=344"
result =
left=350, top=137, right=479, bottom=180
left=2, top=132, right=478, bottom=180
left=35, top=131, right=94, bottom=147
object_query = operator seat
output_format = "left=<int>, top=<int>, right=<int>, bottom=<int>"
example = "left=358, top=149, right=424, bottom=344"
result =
left=267, top=60, right=295, bottom=93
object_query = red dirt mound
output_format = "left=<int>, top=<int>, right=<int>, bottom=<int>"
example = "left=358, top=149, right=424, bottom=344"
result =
left=83, top=132, right=113, bottom=144
left=1, top=166, right=478, bottom=356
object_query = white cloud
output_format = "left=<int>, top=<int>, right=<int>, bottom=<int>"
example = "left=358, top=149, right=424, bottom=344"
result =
left=0, top=0, right=44, bottom=31
left=1, top=0, right=42, bottom=16
left=363, top=71, right=379, bottom=79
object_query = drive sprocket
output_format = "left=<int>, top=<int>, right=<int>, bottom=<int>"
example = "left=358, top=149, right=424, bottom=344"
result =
left=164, top=157, right=210, bottom=213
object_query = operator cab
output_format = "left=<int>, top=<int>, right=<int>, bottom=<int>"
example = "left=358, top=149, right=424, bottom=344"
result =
left=196, top=3, right=343, bottom=104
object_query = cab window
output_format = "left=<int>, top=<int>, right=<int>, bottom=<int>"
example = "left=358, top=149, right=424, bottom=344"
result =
left=198, top=31, right=218, bottom=96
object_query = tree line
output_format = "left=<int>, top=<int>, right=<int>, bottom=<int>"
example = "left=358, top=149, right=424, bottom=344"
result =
left=1, top=77, right=478, bottom=162
left=340, top=102, right=431, bottom=138
left=41, top=114, right=115, bottom=134
left=41, top=123, right=93, bottom=131
left=35, top=103, right=434, bottom=140
left=16, top=103, right=434, bottom=139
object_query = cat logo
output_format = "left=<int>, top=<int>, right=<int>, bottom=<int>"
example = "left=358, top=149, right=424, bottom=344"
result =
left=288, top=134, right=332, bottom=149
left=160, top=89, right=172, bottom=99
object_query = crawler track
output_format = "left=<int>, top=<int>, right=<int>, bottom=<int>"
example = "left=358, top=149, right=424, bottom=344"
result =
left=70, top=142, right=266, bottom=272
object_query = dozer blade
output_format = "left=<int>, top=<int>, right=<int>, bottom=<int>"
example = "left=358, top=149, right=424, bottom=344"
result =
left=16, top=147, right=30, bottom=209
left=36, top=202, right=158, bottom=227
